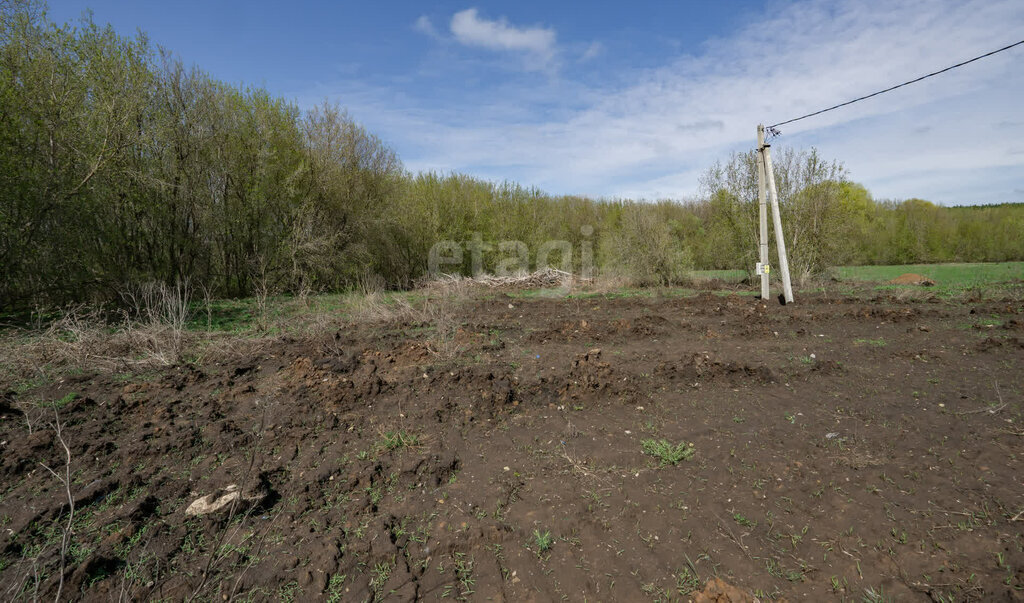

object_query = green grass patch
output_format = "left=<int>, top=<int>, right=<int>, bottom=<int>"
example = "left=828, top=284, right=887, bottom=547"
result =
left=532, top=529, right=553, bottom=554
left=853, top=338, right=886, bottom=347
left=733, top=512, right=757, bottom=528
left=326, top=574, right=346, bottom=603
left=641, top=439, right=696, bottom=466
left=377, top=430, right=420, bottom=452
left=835, top=262, right=1024, bottom=286
left=830, top=262, right=1024, bottom=299
left=52, top=392, right=78, bottom=409
left=183, top=290, right=424, bottom=334
left=690, top=269, right=748, bottom=283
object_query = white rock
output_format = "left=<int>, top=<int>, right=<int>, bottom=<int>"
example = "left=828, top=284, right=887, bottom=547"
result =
left=185, top=484, right=263, bottom=516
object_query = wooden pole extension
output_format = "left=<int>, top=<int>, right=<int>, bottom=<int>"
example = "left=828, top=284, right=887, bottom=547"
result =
left=755, top=127, right=770, bottom=300
left=757, top=125, right=795, bottom=304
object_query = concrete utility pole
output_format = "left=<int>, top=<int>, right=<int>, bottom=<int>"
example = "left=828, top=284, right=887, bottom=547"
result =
left=757, top=125, right=795, bottom=304
left=755, top=127, right=770, bottom=300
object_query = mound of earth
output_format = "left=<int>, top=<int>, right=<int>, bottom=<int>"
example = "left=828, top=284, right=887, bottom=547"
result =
left=694, top=577, right=760, bottom=602
left=889, top=272, right=935, bottom=286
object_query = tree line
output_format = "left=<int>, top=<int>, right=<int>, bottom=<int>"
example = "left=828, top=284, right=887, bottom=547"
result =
left=2, top=2, right=1022, bottom=312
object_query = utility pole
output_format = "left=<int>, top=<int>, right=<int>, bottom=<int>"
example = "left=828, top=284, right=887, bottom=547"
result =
left=755, top=127, right=770, bottom=300
left=757, top=125, right=794, bottom=304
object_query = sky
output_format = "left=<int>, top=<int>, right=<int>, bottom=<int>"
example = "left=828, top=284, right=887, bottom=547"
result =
left=46, top=0, right=1024, bottom=205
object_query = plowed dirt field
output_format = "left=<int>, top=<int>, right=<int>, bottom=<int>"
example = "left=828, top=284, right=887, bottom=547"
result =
left=2, top=290, right=1023, bottom=601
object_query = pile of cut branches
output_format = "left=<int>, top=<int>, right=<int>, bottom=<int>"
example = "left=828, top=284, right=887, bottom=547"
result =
left=422, top=268, right=575, bottom=291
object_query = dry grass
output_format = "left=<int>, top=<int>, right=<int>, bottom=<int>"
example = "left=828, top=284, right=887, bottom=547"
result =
left=577, top=272, right=635, bottom=294
left=340, top=278, right=477, bottom=359
left=342, top=291, right=418, bottom=324
left=0, top=309, right=183, bottom=375
left=418, top=297, right=462, bottom=358
left=0, top=282, right=201, bottom=386
left=0, top=314, right=275, bottom=397
left=0, top=271, right=583, bottom=385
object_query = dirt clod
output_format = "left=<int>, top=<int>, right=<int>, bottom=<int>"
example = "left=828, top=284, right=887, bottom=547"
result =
left=694, top=577, right=758, bottom=602
left=890, top=272, right=936, bottom=286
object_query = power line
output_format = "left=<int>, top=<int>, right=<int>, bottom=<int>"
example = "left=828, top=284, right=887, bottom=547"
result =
left=768, top=39, right=1024, bottom=130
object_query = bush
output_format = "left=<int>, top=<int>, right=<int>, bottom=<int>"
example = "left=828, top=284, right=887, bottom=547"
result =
left=601, top=205, right=692, bottom=286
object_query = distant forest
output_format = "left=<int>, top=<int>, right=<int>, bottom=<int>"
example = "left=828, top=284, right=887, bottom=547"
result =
left=2, top=2, right=1022, bottom=311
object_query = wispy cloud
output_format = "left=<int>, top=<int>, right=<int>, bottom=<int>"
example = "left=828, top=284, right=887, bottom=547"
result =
left=343, top=0, right=1024, bottom=203
left=580, top=41, right=603, bottom=62
left=413, top=15, right=439, bottom=39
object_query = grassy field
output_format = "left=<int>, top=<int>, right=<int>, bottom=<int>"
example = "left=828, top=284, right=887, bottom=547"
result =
left=835, top=261, right=1024, bottom=284
left=183, top=261, right=1024, bottom=334
left=693, top=261, right=1024, bottom=289
left=5, top=262, right=1019, bottom=336
left=688, top=268, right=748, bottom=282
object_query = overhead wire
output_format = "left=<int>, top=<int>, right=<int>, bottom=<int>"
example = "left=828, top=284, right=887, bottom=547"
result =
left=767, top=39, right=1024, bottom=131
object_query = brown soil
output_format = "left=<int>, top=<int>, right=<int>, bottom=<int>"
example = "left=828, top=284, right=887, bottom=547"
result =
left=890, top=273, right=936, bottom=286
left=2, top=290, right=1023, bottom=601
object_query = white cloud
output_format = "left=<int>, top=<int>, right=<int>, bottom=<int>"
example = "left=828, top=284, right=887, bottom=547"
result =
left=322, top=0, right=1024, bottom=204
left=413, top=15, right=439, bottom=38
left=449, top=8, right=556, bottom=59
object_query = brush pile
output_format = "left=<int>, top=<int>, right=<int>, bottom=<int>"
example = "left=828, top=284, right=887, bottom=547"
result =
left=422, top=268, right=575, bottom=290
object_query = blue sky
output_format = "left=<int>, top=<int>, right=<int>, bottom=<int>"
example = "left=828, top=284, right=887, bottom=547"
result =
left=48, top=0, right=1024, bottom=204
